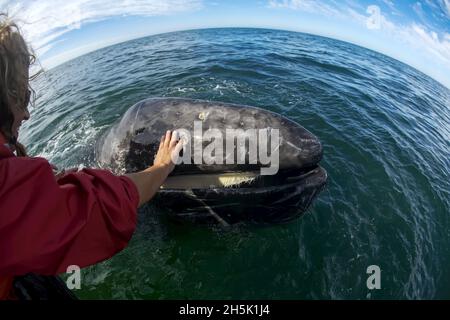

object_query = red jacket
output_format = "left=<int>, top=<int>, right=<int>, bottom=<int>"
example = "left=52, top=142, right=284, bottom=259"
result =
left=0, top=134, right=139, bottom=298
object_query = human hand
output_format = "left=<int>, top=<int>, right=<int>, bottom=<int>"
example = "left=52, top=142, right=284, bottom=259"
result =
left=153, top=130, right=184, bottom=174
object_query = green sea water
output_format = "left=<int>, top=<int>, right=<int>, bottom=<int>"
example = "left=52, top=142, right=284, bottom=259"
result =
left=23, top=28, right=450, bottom=299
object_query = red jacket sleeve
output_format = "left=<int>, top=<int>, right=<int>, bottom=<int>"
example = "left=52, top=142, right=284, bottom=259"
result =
left=0, top=156, right=140, bottom=276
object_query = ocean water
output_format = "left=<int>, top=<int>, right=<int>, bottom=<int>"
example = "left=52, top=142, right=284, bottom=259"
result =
left=23, top=28, right=450, bottom=299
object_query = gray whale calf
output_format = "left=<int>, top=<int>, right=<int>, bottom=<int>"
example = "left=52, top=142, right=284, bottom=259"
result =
left=96, top=98, right=327, bottom=225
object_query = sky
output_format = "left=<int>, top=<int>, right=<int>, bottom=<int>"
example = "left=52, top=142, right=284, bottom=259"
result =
left=1, top=0, right=449, bottom=89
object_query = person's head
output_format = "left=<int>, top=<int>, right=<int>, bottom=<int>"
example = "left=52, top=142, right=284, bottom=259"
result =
left=0, top=13, right=36, bottom=156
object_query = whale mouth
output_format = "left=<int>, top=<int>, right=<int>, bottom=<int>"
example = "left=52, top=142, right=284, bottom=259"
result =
left=156, top=165, right=327, bottom=225
left=161, top=171, right=261, bottom=189
left=161, top=166, right=325, bottom=190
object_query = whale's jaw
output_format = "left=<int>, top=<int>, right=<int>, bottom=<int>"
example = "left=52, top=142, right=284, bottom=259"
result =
left=155, top=166, right=327, bottom=225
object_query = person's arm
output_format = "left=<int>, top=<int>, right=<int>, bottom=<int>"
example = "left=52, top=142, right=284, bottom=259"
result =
left=125, top=130, right=183, bottom=207
left=0, top=157, right=139, bottom=275
left=0, top=131, right=182, bottom=276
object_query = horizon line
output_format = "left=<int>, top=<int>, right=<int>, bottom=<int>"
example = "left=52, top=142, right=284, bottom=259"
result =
left=38, top=26, right=450, bottom=91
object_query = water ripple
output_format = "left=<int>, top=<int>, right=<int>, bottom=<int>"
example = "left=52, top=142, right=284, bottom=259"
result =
left=25, top=28, right=450, bottom=299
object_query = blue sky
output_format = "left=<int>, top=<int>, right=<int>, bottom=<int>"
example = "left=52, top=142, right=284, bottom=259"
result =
left=1, top=0, right=449, bottom=88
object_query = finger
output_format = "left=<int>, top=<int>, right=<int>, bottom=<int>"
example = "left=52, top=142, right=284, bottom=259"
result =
left=158, top=135, right=164, bottom=151
left=169, top=130, right=179, bottom=148
left=164, top=130, right=171, bottom=148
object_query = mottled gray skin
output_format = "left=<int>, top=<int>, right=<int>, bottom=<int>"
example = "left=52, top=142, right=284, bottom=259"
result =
left=96, top=98, right=327, bottom=224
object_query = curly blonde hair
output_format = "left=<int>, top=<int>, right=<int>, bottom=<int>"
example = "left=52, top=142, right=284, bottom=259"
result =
left=0, top=13, right=38, bottom=156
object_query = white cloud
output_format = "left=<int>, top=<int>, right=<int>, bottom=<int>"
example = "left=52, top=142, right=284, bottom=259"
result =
left=361, top=10, right=450, bottom=66
left=267, top=0, right=450, bottom=87
left=443, top=0, right=450, bottom=16
left=412, top=2, right=426, bottom=21
left=382, top=0, right=395, bottom=10
left=267, top=0, right=343, bottom=18
left=365, top=9, right=450, bottom=66
left=1, top=0, right=202, bottom=55
left=407, top=24, right=450, bottom=63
